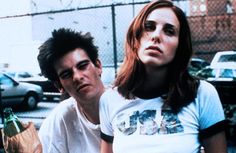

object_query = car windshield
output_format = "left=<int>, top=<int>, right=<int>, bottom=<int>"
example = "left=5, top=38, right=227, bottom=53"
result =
left=218, top=54, right=236, bottom=62
left=6, top=71, right=34, bottom=79
left=5, top=72, right=15, bottom=78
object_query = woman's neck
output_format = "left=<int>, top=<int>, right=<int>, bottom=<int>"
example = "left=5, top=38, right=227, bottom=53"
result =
left=145, top=66, right=168, bottom=89
left=134, top=66, right=169, bottom=99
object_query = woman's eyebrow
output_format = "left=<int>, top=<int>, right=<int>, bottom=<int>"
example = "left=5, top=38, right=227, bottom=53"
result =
left=165, top=23, right=179, bottom=32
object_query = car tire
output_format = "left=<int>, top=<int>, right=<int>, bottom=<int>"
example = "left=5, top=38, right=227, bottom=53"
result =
left=24, top=93, right=38, bottom=110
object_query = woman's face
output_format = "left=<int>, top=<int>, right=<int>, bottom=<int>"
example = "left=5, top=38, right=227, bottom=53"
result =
left=137, top=7, right=180, bottom=69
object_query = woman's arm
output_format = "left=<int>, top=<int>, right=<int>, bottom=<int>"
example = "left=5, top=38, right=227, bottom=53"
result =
left=101, top=140, right=113, bottom=153
left=201, top=131, right=227, bottom=153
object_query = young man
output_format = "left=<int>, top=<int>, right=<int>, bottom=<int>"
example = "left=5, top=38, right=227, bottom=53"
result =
left=37, top=28, right=105, bottom=153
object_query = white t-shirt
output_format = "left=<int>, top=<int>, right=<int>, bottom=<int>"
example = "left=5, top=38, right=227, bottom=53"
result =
left=99, top=80, right=225, bottom=153
left=39, top=97, right=100, bottom=153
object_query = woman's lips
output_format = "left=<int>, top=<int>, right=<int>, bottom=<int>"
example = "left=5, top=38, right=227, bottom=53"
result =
left=146, top=46, right=163, bottom=53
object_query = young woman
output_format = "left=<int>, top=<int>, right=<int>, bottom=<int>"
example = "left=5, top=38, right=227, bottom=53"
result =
left=99, top=0, right=227, bottom=153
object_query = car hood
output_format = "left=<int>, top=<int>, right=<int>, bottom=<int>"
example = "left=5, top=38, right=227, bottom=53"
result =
left=18, top=76, right=48, bottom=82
left=20, top=82, right=43, bottom=92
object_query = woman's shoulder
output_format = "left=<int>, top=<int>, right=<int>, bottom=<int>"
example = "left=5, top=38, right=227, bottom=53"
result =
left=100, top=87, right=126, bottom=107
left=198, top=80, right=217, bottom=92
left=102, top=87, right=120, bottom=98
left=197, top=80, right=220, bottom=103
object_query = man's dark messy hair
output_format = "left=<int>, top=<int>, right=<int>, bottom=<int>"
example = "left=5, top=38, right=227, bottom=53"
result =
left=37, top=28, right=99, bottom=82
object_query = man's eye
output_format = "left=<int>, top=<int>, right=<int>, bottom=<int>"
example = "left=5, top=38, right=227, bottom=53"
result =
left=76, top=61, right=89, bottom=70
left=144, top=21, right=156, bottom=31
left=59, top=71, right=72, bottom=79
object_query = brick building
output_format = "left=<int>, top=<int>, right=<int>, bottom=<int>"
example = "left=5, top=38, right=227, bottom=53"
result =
left=187, top=0, right=236, bottom=61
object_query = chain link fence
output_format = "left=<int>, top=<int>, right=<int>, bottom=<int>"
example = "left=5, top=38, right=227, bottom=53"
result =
left=1, top=0, right=235, bottom=77
left=189, top=0, right=236, bottom=62
left=0, top=0, right=236, bottom=146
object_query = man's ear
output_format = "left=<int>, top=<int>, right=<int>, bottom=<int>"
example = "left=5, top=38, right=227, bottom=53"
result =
left=95, top=59, right=102, bottom=77
left=54, top=81, right=65, bottom=93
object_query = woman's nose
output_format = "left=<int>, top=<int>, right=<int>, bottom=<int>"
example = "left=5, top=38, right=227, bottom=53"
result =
left=150, top=27, right=161, bottom=43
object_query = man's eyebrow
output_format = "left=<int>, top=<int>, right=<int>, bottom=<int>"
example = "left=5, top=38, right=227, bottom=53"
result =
left=78, top=59, right=90, bottom=65
left=58, top=59, right=91, bottom=75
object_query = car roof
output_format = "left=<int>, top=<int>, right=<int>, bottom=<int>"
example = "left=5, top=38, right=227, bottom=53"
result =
left=210, top=50, right=236, bottom=66
left=210, top=63, right=236, bottom=69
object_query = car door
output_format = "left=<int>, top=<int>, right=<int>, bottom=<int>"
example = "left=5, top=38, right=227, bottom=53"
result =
left=0, top=73, right=23, bottom=106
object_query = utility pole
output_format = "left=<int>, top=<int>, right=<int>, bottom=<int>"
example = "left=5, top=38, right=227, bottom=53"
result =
left=111, top=4, right=118, bottom=76
left=0, top=82, right=3, bottom=124
left=132, top=0, right=135, bottom=17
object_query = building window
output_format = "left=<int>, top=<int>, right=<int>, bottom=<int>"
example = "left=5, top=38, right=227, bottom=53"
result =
left=192, top=5, right=197, bottom=12
left=226, top=0, right=234, bottom=14
left=200, top=4, right=206, bottom=12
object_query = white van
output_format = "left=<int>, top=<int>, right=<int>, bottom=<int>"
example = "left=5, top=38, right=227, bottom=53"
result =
left=210, top=51, right=236, bottom=67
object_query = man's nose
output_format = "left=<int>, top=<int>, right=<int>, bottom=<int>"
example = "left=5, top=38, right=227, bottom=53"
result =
left=72, top=68, right=83, bottom=82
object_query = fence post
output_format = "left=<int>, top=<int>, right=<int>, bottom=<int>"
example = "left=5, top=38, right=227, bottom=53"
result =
left=111, top=4, right=118, bottom=76
left=0, top=82, right=3, bottom=124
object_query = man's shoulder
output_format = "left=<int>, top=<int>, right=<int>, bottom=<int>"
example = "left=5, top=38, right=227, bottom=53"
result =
left=58, top=97, right=76, bottom=108
left=40, top=97, right=77, bottom=126
left=51, top=97, right=77, bottom=116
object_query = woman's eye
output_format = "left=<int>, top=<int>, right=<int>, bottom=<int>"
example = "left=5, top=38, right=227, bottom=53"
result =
left=164, top=24, right=177, bottom=36
left=164, top=28, right=175, bottom=36
left=144, top=21, right=156, bottom=31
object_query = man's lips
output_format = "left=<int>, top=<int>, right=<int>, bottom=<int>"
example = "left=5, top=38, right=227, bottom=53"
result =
left=146, top=46, right=163, bottom=53
left=76, top=84, right=90, bottom=92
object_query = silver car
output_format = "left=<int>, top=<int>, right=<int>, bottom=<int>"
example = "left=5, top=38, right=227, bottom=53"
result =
left=0, top=72, right=43, bottom=110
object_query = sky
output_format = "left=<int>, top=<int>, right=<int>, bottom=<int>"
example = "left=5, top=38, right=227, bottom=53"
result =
left=0, top=0, right=35, bottom=72
left=0, top=0, right=188, bottom=73
left=0, top=0, right=146, bottom=73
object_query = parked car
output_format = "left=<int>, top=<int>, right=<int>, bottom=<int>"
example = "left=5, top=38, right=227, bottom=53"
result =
left=5, top=71, right=36, bottom=81
left=195, top=65, right=236, bottom=81
left=0, top=72, right=43, bottom=110
left=4, top=70, right=60, bottom=101
left=195, top=65, right=236, bottom=104
left=188, top=58, right=210, bottom=76
left=210, top=50, right=236, bottom=67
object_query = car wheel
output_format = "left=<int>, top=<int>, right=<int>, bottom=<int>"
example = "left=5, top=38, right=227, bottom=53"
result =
left=24, top=93, right=38, bottom=110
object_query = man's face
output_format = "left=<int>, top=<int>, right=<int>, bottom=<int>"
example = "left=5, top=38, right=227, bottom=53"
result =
left=54, top=48, right=104, bottom=104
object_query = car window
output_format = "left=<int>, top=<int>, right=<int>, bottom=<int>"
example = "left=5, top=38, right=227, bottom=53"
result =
left=0, top=74, right=14, bottom=86
left=18, top=72, right=32, bottom=78
left=197, top=68, right=216, bottom=79
left=219, top=69, right=234, bottom=78
left=191, top=61, right=202, bottom=69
